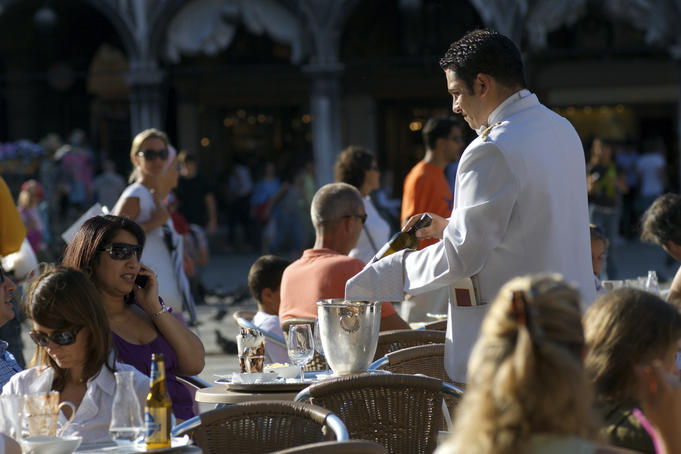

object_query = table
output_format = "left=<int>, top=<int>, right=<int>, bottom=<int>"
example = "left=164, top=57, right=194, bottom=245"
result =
left=76, top=441, right=202, bottom=453
left=195, top=386, right=300, bottom=404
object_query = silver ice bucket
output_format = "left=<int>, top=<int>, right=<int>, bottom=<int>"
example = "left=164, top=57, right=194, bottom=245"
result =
left=317, top=299, right=381, bottom=375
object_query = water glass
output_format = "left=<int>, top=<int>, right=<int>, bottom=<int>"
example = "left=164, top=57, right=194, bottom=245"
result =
left=109, top=371, right=144, bottom=446
left=0, top=395, right=22, bottom=439
left=23, top=391, right=75, bottom=437
left=287, top=324, right=314, bottom=380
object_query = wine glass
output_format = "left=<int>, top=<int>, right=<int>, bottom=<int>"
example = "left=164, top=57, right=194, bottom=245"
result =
left=287, top=324, right=314, bottom=381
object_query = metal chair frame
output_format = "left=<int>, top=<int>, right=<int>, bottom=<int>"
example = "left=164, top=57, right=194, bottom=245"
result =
left=373, top=329, right=445, bottom=361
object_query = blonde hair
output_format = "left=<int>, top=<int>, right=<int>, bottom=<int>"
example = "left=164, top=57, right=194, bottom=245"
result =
left=446, top=274, right=599, bottom=454
left=128, top=128, right=169, bottom=182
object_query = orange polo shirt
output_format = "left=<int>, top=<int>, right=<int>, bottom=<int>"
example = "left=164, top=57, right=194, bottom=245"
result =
left=279, top=248, right=397, bottom=321
left=401, top=161, right=452, bottom=249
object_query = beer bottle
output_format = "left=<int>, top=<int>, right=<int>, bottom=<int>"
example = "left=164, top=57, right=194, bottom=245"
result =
left=144, top=353, right=172, bottom=449
left=369, top=213, right=432, bottom=264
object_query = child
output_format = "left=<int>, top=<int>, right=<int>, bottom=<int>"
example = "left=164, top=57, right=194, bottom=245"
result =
left=247, top=255, right=291, bottom=364
left=590, top=223, right=609, bottom=294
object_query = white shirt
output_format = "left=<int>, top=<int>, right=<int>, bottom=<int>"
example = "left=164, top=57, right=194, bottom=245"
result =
left=346, top=90, right=595, bottom=382
left=3, top=362, right=149, bottom=443
left=349, top=196, right=392, bottom=264
left=252, top=311, right=289, bottom=364
left=113, top=183, right=183, bottom=312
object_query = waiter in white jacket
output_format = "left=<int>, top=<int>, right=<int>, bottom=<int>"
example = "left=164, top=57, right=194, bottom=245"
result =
left=346, top=29, right=596, bottom=383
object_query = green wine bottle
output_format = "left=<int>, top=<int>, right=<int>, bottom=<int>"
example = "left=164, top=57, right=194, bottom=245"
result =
left=369, top=213, right=432, bottom=264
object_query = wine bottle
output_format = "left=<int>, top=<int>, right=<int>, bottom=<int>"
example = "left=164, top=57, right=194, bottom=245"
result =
left=369, top=213, right=432, bottom=264
left=144, top=353, right=172, bottom=449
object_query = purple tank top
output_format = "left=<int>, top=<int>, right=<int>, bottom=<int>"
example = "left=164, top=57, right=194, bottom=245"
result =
left=113, top=332, right=195, bottom=420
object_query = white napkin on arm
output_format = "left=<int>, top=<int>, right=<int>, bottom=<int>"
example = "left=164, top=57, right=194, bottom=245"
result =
left=345, top=250, right=408, bottom=302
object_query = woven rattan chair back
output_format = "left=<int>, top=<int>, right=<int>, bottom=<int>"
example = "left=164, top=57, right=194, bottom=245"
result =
left=175, top=400, right=346, bottom=454
left=281, top=317, right=328, bottom=371
left=422, top=319, right=447, bottom=331
left=373, top=329, right=445, bottom=361
left=296, top=373, right=451, bottom=454
left=272, top=440, right=388, bottom=453
left=371, top=344, right=461, bottom=425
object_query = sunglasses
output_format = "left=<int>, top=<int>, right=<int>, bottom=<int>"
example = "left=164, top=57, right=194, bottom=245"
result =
left=0, top=263, right=5, bottom=284
left=343, top=213, right=367, bottom=225
left=30, top=327, right=82, bottom=347
left=136, top=149, right=169, bottom=161
left=98, top=242, right=143, bottom=260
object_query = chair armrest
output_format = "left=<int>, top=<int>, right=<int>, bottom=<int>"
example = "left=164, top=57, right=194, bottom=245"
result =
left=442, top=381, right=464, bottom=397
left=325, top=414, right=349, bottom=441
left=368, top=357, right=388, bottom=370
left=176, top=375, right=210, bottom=390
left=293, top=386, right=312, bottom=402
left=171, top=415, right=201, bottom=437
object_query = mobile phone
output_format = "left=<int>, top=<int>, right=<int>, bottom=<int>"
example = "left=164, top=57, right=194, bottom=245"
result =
left=135, top=274, right=148, bottom=288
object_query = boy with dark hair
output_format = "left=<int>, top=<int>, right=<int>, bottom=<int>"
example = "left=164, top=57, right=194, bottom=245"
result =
left=248, top=254, right=291, bottom=364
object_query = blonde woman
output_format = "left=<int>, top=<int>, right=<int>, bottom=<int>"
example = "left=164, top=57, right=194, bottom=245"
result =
left=438, top=274, right=620, bottom=454
left=584, top=288, right=681, bottom=454
left=113, top=129, right=185, bottom=318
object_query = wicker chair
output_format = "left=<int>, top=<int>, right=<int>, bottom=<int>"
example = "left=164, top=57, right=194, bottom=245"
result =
left=422, top=319, right=447, bottom=331
left=281, top=317, right=328, bottom=371
left=373, top=329, right=445, bottom=361
left=172, top=400, right=348, bottom=454
left=369, top=344, right=463, bottom=424
left=294, top=373, right=462, bottom=454
left=272, top=440, right=388, bottom=454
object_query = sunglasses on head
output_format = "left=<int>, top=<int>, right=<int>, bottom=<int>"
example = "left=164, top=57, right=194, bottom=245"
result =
left=98, top=242, right=143, bottom=260
left=136, top=149, right=169, bottom=161
left=30, top=327, right=82, bottom=347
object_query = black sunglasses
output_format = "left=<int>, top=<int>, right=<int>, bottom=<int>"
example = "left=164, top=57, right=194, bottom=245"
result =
left=98, top=242, right=143, bottom=260
left=0, top=263, right=5, bottom=284
left=30, top=327, right=82, bottom=347
left=343, top=214, right=367, bottom=225
left=136, top=149, right=169, bottom=161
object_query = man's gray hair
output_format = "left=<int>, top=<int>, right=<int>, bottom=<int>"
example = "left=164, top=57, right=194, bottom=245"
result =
left=311, top=182, right=364, bottom=230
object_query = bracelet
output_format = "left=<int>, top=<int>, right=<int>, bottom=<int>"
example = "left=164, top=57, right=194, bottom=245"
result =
left=152, top=297, right=173, bottom=319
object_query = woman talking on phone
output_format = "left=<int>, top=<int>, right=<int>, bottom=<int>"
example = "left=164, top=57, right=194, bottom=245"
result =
left=62, top=215, right=204, bottom=421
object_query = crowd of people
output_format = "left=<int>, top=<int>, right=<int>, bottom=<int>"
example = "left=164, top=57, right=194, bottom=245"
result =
left=1, top=26, right=681, bottom=453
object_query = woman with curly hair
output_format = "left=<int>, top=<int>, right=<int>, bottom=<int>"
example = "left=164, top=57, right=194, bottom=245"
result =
left=438, top=274, right=621, bottom=454
left=334, top=145, right=391, bottom=264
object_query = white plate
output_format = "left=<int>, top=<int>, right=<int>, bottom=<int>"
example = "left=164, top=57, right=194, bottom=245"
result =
left=133, top=436, right=191, bottom=453
left=213, top=372, right=279, bottom=385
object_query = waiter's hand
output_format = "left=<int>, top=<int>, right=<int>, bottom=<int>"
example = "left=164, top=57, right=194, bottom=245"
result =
left=402, top=213, right=449, bottom=239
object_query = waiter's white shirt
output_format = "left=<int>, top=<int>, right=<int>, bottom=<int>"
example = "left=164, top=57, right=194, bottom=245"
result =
left=346, top=89, right=596, bottom=382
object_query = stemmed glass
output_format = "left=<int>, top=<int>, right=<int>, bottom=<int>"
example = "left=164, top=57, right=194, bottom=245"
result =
left=287, top=324, right=314, bottom=381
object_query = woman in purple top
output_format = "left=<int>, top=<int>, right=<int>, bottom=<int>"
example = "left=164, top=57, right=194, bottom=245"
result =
left=62, top=215, right=205, bottom=421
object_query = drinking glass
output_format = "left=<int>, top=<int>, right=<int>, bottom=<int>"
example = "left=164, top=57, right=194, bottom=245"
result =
left=287, top=324, right=314, bottom=381
left=109, top=371, right=144, bottom=447
left=313, top=318, right=324, bottom=357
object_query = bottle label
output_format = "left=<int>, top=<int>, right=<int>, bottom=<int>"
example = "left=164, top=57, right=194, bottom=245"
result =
left=144, top=408, right=170, bottom=445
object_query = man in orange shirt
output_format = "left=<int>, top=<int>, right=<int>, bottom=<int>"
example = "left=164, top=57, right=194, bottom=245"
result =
left=279, top=183, right=408, bottom=331
left=401, top=117, right=465, bottom=321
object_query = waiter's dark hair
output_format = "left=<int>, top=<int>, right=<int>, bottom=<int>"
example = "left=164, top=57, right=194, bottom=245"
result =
left=439, top=29, right=526, bottom=93
left=640, top=193, right=681, bottom=247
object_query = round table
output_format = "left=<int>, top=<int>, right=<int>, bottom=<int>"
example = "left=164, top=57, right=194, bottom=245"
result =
left=195, top=386, right=301, bottom=404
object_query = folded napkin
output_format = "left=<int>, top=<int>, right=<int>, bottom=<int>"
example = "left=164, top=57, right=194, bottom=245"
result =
left=231, top=372, right=278, bottom=384
left=345, top=250, right=407, bottom=302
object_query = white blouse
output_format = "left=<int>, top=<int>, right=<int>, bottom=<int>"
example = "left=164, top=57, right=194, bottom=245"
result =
left=2, top=362, right=149, bottom=443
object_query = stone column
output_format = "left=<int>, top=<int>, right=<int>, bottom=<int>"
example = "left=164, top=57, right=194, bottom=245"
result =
left=126, top=60, right=164, bottom=134
left=304, top=63, right=344, bottom=187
